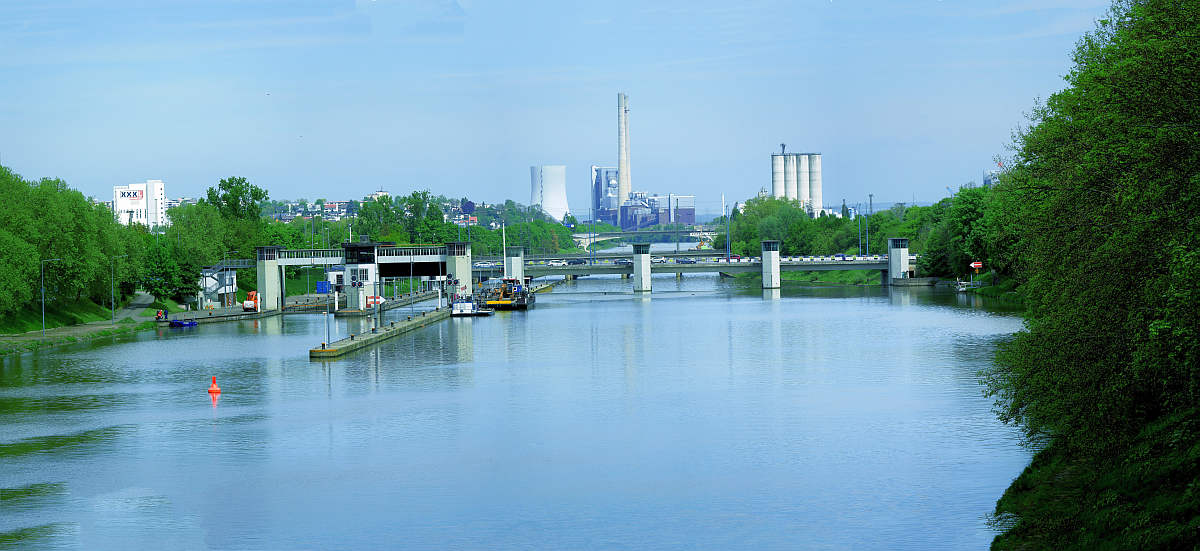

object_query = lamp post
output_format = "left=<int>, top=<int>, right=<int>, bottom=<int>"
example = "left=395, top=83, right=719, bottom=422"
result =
left=41, top=258, right=61, bottom=336
left=110, top=254, right=128, bottom=324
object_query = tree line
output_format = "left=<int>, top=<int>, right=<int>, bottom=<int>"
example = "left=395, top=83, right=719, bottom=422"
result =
left=710, top=187, right=1003, bottom=280
left=0, top=166, right=148, bottom=320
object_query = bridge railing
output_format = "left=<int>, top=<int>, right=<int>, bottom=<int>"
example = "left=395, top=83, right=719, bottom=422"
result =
left=278, top=249, right=342, bottom=260
left=378, top=246, right=446, bottom=257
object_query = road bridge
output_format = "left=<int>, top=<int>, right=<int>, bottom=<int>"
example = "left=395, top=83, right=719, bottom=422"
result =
left=249, top=237, right=919, bottom=309
left=571, top=227, right=718, bottom=247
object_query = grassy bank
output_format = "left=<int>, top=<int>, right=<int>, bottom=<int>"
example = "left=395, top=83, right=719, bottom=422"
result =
left=0, top=298, right=127, bottom=335
left=0, top=319, right=156, bottom=357
left=780, top=269, right=882, bottom=286
left=965, top=271, right=1023, bottom=304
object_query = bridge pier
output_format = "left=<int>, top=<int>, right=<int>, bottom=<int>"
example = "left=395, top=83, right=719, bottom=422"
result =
left=504, top=247, right=524, bottom=281
left=887, top=238, right=910, bottom=285
left=256, top=246, right=283, bottom=312
left=761, top=240, right=780, bottom=289
left=632, top=243, right=651, bottom=292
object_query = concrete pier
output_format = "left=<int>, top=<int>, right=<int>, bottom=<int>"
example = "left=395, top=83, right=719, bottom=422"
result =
left=761, top=240, right=780, bottom=289
left=632, top=243, right=651, bottom=292
left=310, top=307, right=450, bottom=359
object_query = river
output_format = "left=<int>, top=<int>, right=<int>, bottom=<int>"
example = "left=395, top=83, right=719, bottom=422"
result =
left=1, top=274, right=1028, bottom=549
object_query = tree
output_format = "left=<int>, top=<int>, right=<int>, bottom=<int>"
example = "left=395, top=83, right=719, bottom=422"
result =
left=206, top=176, right=268, bottom=220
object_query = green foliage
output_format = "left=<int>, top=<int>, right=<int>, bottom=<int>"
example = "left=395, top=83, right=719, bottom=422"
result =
left=981, top=0, right=1200, bottom=546
left=205, top=176, right=268, bottom=220
left=0, top=164, right=145, bottom=320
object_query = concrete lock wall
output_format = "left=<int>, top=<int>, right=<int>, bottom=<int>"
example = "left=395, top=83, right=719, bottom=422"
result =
left=761, top=241, right=781, bottom=289
left=256, top=258, right=280, bottom=312
left=632, top=243, right=651, bottom=292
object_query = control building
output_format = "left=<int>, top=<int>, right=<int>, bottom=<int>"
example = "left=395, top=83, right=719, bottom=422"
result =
left=112, top=179, right=168, bottom=228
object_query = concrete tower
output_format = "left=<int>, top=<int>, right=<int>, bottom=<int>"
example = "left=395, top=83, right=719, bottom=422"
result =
left=617, top=92, right=631, bottom=224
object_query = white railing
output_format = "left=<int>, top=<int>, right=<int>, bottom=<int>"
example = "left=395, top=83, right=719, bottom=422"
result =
left=378, top=246, right=446, bottom=257
left=278, top=249, right=342, bottom=260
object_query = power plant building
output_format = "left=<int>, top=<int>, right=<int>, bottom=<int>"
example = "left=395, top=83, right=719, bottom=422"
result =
left=591, top=165, right=620, bottom=225
left=770, top=151, right=823, bottom=215
left=112, top=179, right=168, bottom=228
left=530, top=165, right=570, bottom=222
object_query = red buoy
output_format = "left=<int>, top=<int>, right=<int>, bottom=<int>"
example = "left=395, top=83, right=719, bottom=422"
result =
left=208, top=376, right=221, bottom=394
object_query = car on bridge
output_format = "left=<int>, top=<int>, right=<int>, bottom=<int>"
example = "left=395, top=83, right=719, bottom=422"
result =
left=675, top=258, right=697, bottom=264
left=547, top=259, right=568, bottom=267
left=651, top=256, right=667, bottom=264
left=614, top=258, right=633, bottom=266
left=566, top=258, right=587, bottom=265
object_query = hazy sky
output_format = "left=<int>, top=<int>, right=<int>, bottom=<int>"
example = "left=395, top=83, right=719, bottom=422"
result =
left=0, top=0, right=1109, bottom=213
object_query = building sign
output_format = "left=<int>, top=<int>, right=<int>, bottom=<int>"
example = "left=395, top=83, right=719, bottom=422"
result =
left=119, top=190, right=144, bottom=200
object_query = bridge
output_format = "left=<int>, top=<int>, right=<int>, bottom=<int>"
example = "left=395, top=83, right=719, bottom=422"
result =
left=247, top=238, right=918, bottom=312
left=571, top=227, right=718, bottom=247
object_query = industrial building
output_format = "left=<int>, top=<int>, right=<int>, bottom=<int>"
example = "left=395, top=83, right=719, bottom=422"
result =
left=770, top=149, right=823, bottom=216
left=112, top=179, right=168, bottom=228
left=530, top=164, right=570, bottom=221
left=590, top=165, right=620, bottom=224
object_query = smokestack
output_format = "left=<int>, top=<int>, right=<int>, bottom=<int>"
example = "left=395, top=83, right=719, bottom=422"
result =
left=617, top=92, right=631, bottom=225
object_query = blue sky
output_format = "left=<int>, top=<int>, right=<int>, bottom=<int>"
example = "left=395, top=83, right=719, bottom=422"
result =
left=0, top=0, right=1109, bottom=214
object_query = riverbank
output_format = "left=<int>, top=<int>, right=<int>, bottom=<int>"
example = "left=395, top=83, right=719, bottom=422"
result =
left=0, top=319, right=158, bottom=357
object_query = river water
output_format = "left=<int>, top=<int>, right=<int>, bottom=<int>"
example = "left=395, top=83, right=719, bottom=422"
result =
left=1, top=275, right=1028, bottom=550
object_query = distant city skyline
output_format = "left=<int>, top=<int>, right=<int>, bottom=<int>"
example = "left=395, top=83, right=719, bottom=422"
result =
left=0, top=1, right=1108, bottom=214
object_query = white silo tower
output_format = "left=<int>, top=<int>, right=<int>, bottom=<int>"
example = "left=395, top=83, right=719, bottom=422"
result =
left=808, top=153, right=823, bottom=215
left=784, top=154, right=798, bottom=200
left=771, top=154, right=785, bottom=198
left=797, top=154, right=811, bottom=211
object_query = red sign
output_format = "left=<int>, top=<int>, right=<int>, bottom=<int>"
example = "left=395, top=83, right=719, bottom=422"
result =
left=969, top=261, right=983, bottom=269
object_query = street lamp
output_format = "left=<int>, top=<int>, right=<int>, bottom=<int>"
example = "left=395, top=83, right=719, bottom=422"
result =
left=40, top=258, right=61, bottom=336
left=110, top=254, right=128, bottom=324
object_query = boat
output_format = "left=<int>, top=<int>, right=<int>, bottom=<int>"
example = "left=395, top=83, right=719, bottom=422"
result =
left=451, top=299, right=494, bottom=317
left=168, top=319, right=198, bottom=328
left=481, top=278, right=536, bottom=310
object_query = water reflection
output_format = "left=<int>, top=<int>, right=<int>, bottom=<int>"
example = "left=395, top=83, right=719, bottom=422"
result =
left=0, top=281, right=1028, bottom=550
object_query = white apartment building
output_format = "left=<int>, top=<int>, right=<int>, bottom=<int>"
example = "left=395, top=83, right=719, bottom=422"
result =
left=113, top=180, right=168, bottom=228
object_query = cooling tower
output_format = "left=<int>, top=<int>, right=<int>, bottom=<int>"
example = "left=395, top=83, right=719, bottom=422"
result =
left=531, top=165, right=570, bottom=221
left=771, top=154, right=785, bottom=198
left=808, top=153, right=823, bottom=215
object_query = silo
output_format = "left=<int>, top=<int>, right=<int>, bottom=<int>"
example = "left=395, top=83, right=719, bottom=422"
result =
left=784, top=154, right=798, bottom=200
left=808, top=153, right=823, bottom=215
left=797, top=154, right=811, bottom=211
left=771, top=154, right=785, bottom=198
